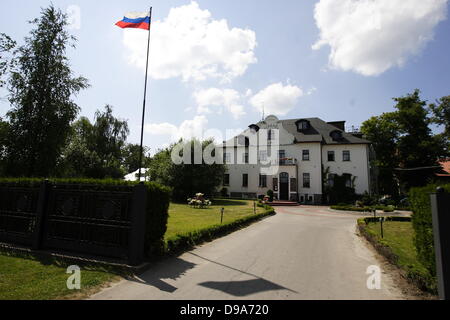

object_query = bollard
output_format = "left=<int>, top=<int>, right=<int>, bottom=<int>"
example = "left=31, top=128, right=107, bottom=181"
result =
left=380, top=217, right=384, bottom=239
left=430, top=187, right=450, bottom=300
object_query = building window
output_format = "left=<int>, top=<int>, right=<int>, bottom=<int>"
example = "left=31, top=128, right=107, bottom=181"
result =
left=268, top=129, right=275, bottom=141
left=328, top=151, right=335, bottom=162
left=296, top=119, right=310, bottom=131
left=303, top=173, right=311, bottom=188
left=243, top=153, right=249, bottom=164
left=243, top=174, right=248, bottom=187
left=343, top=150, right=351, bottom=162
left=259, top=150, right=268, bottom=162
left=224, top=153, right=231, bottom=164
left=302, top=150, right=310, bottom=161
left=259, top=175, right=267, bottom=188
left=327, top=174, right=335, bottom=187
left=273, top=178, right=279, bottom=191
left=279, top=150, right=286, bottom=164
left=330, top=130, right=343, bottom=141
left=223, top=174, right=230, bottom=186
left=290, top=178, right=297, bottom=192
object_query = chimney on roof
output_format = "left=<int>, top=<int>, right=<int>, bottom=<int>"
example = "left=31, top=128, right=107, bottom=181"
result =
left=327, top=121, right=346, bottom=132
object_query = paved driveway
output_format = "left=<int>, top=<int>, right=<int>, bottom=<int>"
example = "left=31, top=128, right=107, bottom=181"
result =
left=90, top=206, right=407, bottom=300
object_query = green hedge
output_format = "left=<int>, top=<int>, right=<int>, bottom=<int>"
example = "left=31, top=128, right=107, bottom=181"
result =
left=362, top=216, right=412, bottom=224
left=331, top=204, right=395, bottom=213
left=0, top=178, right=171, bottom=259
left=144, top=182, right=171, bottom=257
left=165, top=205, right=275, bottom=254
left=409, top=183, right=450, bottom=278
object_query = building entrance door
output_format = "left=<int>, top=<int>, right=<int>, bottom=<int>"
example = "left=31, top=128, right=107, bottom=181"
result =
left=279, top=172, right=289, bottom=201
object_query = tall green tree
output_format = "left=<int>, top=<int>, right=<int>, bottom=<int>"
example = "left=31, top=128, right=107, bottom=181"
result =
left=60, top=105, right=129, bottom=179
left=429, top=95, right=450, bottom=156
left=5, top=6, right=89, bottom=177
left=0, top=117, right=10, bottom=175
left=121, top=143, right=151, bottom=174
left=0, top=33, right=15, bottom=89
left=361, top=112, right=400, bottom=196
left=149, top=139, right=226, bottom=201
left=362, top=90, right=446, bottom=195
left=394, top=90, right=442, bottom=188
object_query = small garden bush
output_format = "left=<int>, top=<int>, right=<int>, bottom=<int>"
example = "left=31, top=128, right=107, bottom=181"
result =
left=267, top=190, right=274, bottom=202
left=331, top=205, right=372, bottom=212
left=187, top=193, right=212, bottom=209
left=331, top=204, right=396, bottom=213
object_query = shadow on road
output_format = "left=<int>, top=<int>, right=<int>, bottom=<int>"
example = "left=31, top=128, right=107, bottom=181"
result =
left=189, top=253, right=298, bottom=297
left=127, top=258, right=197, bottom=293
left=199, top=279, right=288, bottom=297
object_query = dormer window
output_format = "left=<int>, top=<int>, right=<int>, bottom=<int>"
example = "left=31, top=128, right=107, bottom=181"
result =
left=296, top=119, right=310, bottom=132
left=330, top=130, right=343, bottom=141
left=248, top=124, right=260, bottom=133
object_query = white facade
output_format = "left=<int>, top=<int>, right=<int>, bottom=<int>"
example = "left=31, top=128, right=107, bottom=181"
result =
left=222, top=116, right=372, bottom=204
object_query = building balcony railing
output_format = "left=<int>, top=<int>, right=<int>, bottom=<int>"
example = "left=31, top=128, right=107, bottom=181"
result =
left=277, top=157, right=297, bottom=166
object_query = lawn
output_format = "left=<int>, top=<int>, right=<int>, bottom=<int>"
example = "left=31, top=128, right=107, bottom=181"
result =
left=0, top=253, right=117, bottom=300
left=364, top=220, right=432, bottom=289
left=365, top=221, right=421, bottom=269
left=165, top=199, right=263, bottom=241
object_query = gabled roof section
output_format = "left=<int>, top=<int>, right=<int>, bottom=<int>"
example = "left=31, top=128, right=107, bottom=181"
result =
left=280, top=118, right=371, bottom=145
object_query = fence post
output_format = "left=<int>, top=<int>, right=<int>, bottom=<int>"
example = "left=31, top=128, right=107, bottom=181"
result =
left=33, top=179, right=50, bottom=250
left=430, top=187, right=450, bottom=300
left=129, top=182, right=147, bottom=266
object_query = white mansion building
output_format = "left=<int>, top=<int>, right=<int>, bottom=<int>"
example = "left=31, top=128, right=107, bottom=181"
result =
left=221, top=115, right=373, bottom=204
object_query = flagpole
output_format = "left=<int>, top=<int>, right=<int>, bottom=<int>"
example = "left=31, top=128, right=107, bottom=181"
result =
left=138, top=7, right=152, bottom=182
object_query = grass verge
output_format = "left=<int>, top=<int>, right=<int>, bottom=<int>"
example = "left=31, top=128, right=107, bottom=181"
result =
left=0, top=250, right=120, bottom=300
left=357, top=217, right=436, bottom=293
left=165, top=200, right=275, bottom=254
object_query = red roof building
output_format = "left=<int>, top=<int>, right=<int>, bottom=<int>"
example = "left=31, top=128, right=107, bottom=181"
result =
left=436, top=159, right=450, bottom=178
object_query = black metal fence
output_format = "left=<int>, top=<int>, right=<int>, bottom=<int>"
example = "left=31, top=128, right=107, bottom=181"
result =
left=0, top=181, right=148, bottom=265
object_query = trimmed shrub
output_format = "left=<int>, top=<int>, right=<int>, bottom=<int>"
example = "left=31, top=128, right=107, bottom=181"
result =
left=409, top=183, right=450, bottom=278
left=361, top=216, right=412, bottom=224
left=143, top=182, right=171, bottom=257
left=331, top=205, right=372, bottom=212
left=220, top=188, right=229, bottom=197
left=267, top=190, right=274, bottom=202
left=331, top=204, right=396, bottom=213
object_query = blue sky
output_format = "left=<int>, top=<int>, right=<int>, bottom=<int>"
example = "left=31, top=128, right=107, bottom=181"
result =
left=0, top=0, right=449, bottom=154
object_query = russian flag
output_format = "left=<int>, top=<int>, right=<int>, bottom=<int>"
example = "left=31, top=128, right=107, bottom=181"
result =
left=116, top=12, right=151, bottom=30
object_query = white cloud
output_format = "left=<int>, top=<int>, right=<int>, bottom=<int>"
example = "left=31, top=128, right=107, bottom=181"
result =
left=145, top=115, right=209, bottom=142
left=312, top=0, right=448, bottom=76
left=250, top=82, right=303, bottom=116
left=122, top=1, right=257, bottom=82
left=194, top=88, right=246, bottom=119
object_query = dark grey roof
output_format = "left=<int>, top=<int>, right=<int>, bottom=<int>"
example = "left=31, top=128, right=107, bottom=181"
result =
left=278, top=118, right=371, bottom=145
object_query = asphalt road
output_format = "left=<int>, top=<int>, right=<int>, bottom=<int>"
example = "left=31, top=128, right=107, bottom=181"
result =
left=90, top=206, right=407, bottom=300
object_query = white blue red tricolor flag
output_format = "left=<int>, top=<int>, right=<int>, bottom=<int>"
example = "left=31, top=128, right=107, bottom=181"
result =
left=116, top=12, right=151, bottom=30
